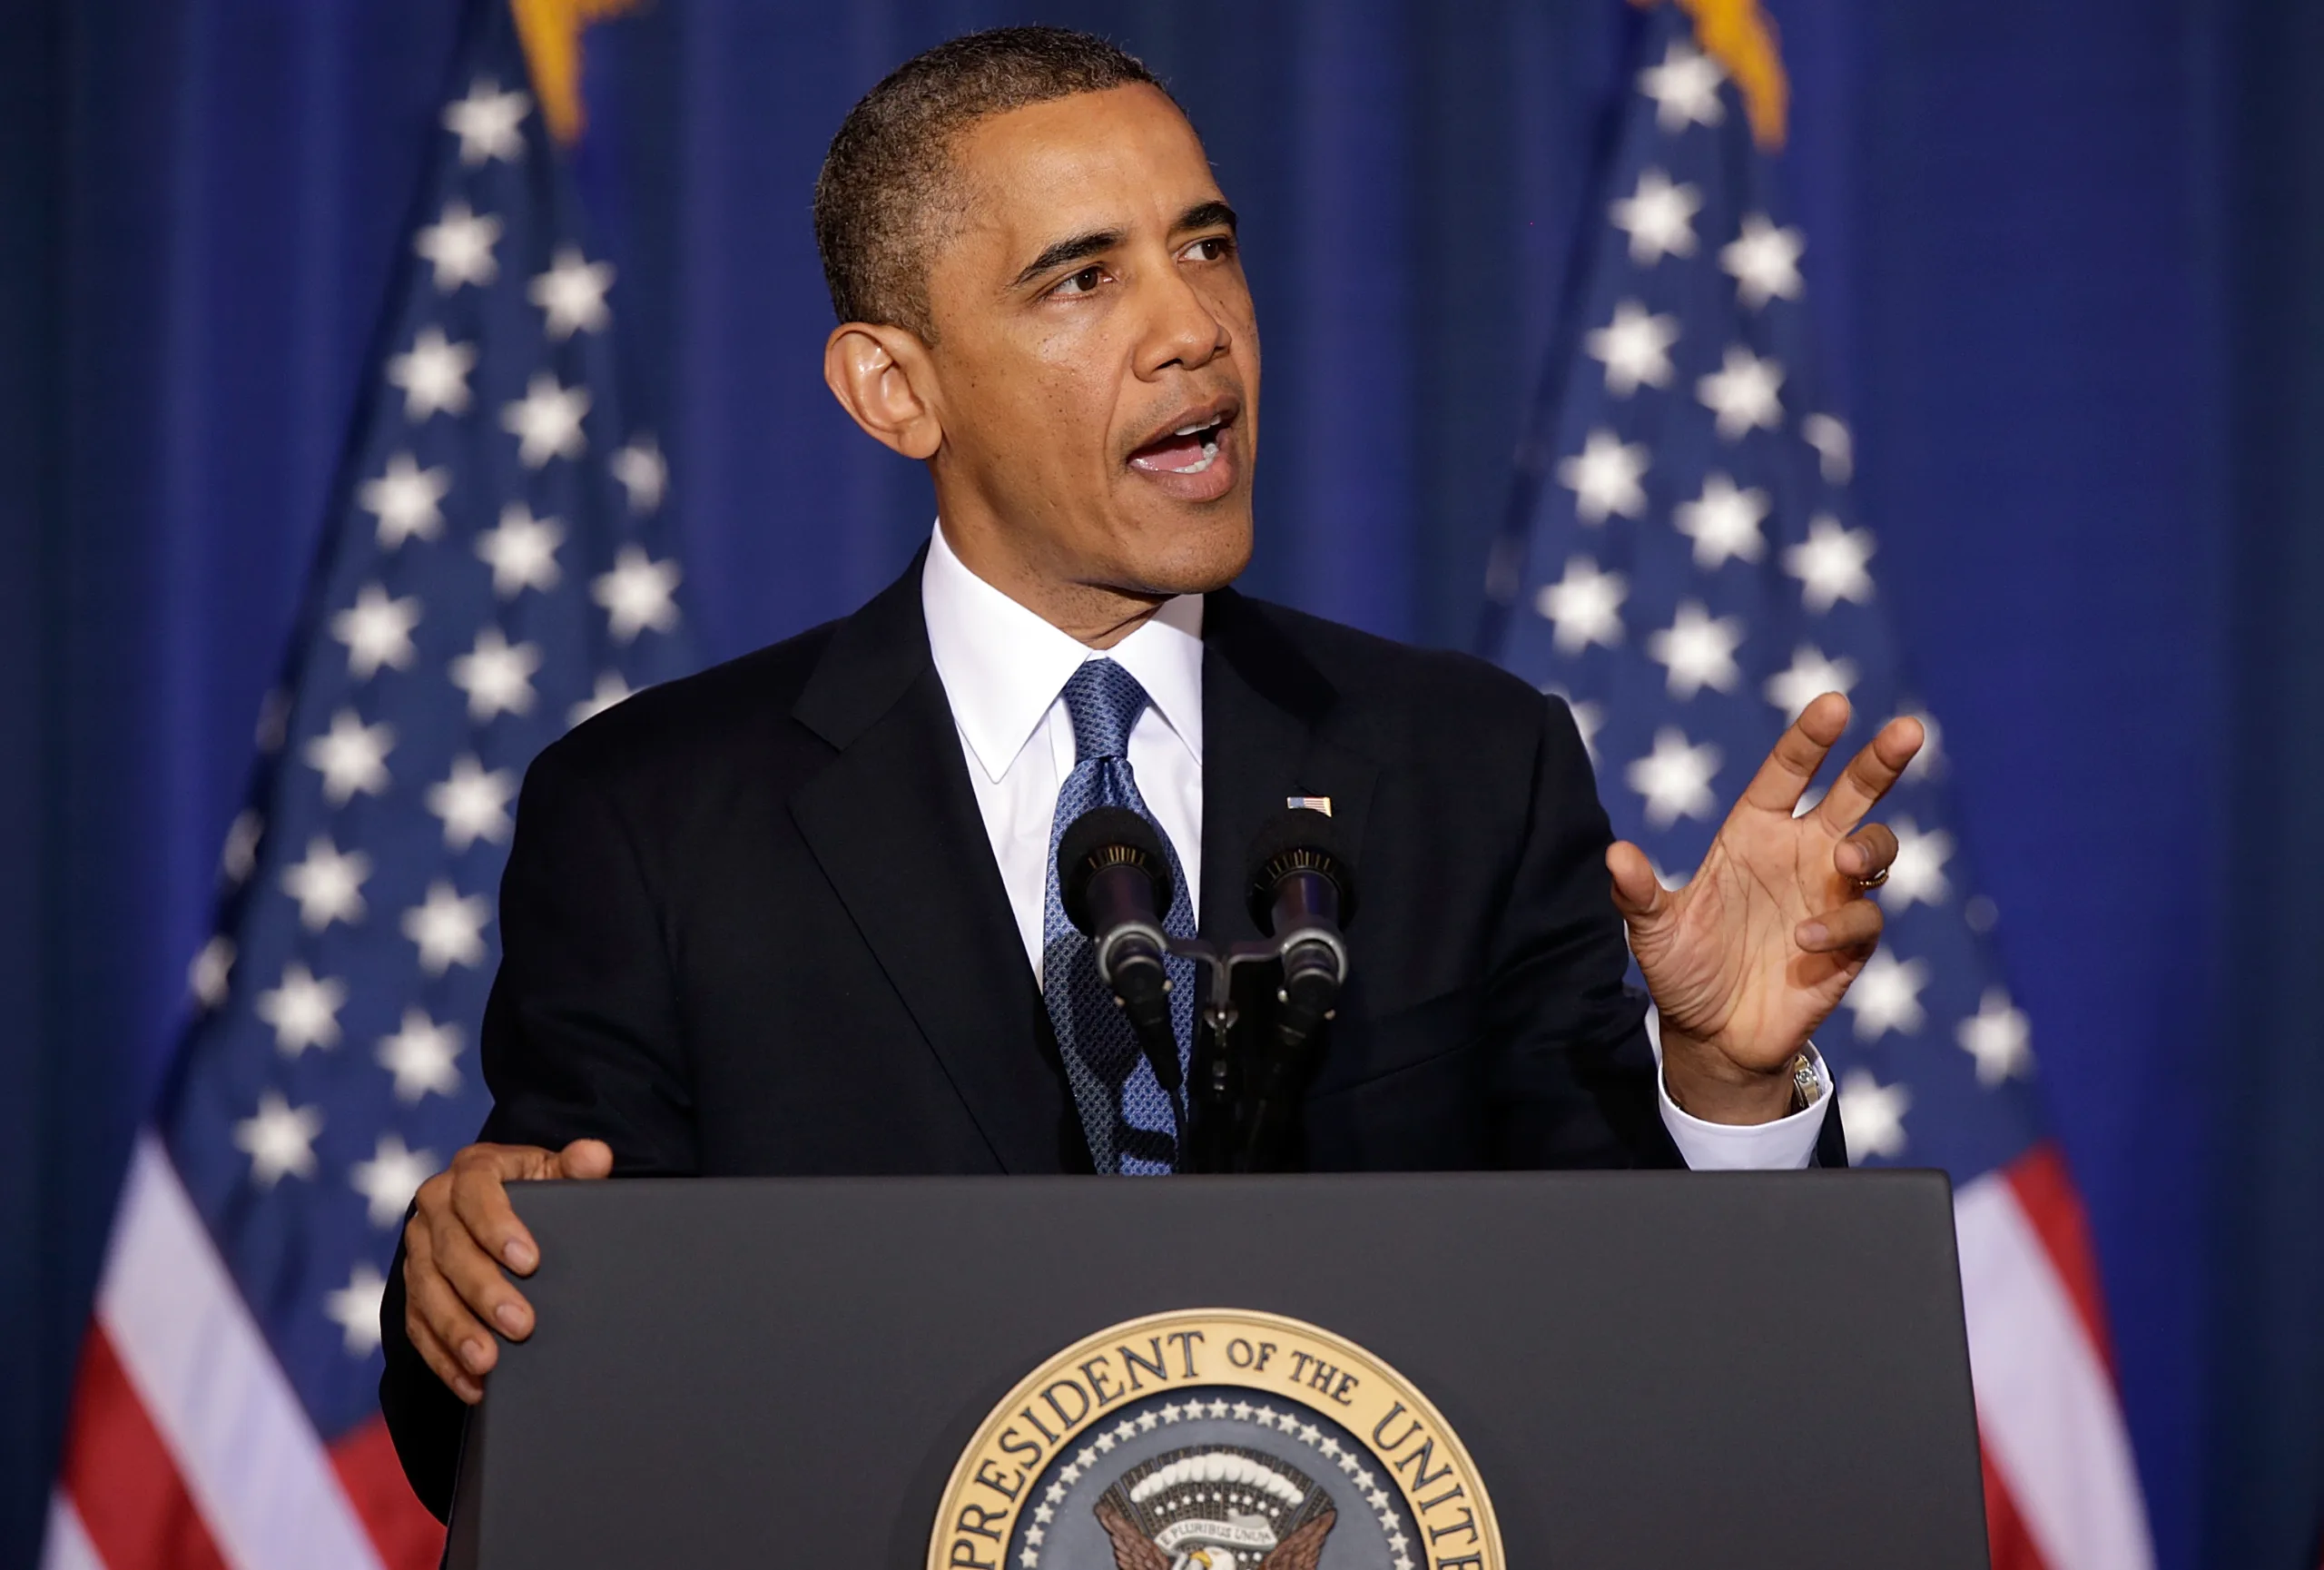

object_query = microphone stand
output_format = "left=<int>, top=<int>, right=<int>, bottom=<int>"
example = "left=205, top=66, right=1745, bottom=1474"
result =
left=1164, top=933, right=1327, bottom=1173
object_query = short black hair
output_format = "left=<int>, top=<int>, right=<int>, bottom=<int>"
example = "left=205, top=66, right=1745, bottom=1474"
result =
left=812, top=26, right=1170, bottom=341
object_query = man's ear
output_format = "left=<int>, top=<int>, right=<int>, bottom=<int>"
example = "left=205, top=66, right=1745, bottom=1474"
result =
left=822, top=323, right=943, bottom=460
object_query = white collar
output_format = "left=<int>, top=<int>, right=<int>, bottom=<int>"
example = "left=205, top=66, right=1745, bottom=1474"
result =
left=921, top=520, right=1206, bottom=785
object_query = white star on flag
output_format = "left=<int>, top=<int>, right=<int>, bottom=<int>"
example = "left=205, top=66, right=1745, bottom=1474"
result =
left=1880, top=816, right=1955, bottom=911
left=330, top=583, right=422, bottom=679
left=593, top=546, right=683, bottom=643
left=412, top=199, right=502, bottom=292
left=322, top=1263, right=388, bottom=1357
left=378, top=1007, right=464, bottom=1103
left=233, top=1091, right=324, bottom=1189
left=1625, top=726, right=1722, bottom=827
left=1672, top=472, right=1768, bottom=568
left=1764, top=644, right=1859, bottom=722
left=188, top=934, right=234, bottom=1011
left=350, top=1133, right=438, bottom=1229
left=448, top=627, right=541, bottom=722
left=1638, top=40, right=1725, bottom=133
left=358, top=452, right=450, bottom=548
left=219, top=808, right=263, bottom=885
left=1958, top=987, right=2034, bottom=1085
left=302, top=709, right=395, bottom=804
left=281, top=835, right=372, bottom=933
left=254, top=962, right=348, bottom=1056
left=1901, top=706, right=1945, bottom=781
left=442, top=76, right=529, bottom=165
left=502, top=372, right=590, bottom=468
left=1584, top=300, right=1679, bottom=396
left=1783, top=514, right=1876, bottom=612
left=1546, top=686, right=1604, bottom=763
left=1534, top=557, right=1628, bottom=655
left=1646, top=600, right=1746, bottom=699
left=1837, top=1068, right=1911, bottom=1159
left=1802, top=413, right=1854, bottom=483
left=1557, top=427, right=1650, bottom=522
left=426, top=755, right=517, bottom=853
left=475, top=502, right=565, bottom=597
left=612, top=437, right=667, bottom=514
left=1842, top=950, right=1929, bottom=1040
left=1696, top=344, right=1785, bottom=440
left=1719, top=213, right=1807, bottom=309
left=385, top=325, right=476, bottom=420
left=1609, top=167, right=1701, bottom=266
left=569, top=671, right=635, bottom=728
left=403, top=881, right=490, bottom=975
left=426, top=755, right=517, bottom=852
left=527, top=245, right=615, bottom=340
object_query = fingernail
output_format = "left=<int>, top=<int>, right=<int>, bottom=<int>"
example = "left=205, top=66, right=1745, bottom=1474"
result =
left=494, top=1303, right=526, bottom=1336
left=1798, top=922, right=1829, bottom=948
left=503, top=1240, right=535, bottom=1270
left=462, top=1338, right=490, bottom=1373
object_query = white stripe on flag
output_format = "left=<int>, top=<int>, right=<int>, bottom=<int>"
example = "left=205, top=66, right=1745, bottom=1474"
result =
left=1956, top=1170, right=2155, bottom=1570
left=39, top=1494, right=103, bottom=1570
left=99, top=1133, right=387, bottom=1570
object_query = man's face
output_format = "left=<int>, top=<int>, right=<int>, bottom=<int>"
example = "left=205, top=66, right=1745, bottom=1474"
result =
left=919, top=84, right=1258, bottom=599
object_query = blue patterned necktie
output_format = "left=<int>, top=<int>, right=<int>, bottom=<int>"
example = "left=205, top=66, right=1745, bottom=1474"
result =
left=1041, top=658, right=1198, bottom=1174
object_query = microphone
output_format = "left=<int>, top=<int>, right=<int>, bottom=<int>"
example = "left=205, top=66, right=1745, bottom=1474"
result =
left=1056, top=806, right=1183, bottom=1094
left=1244, top=807, right=1358, bottom=1058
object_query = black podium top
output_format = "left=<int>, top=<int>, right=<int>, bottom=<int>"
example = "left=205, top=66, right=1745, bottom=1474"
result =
left=450, top=1170, right=1985, bottom=1569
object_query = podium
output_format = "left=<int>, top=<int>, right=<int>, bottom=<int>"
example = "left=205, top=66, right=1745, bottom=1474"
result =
left=445, top=1171, right=1988, bottom=1569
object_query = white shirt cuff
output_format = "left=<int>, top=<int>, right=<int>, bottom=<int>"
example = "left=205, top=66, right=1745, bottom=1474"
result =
left=1649, top=1011, right=1834, bottom=1170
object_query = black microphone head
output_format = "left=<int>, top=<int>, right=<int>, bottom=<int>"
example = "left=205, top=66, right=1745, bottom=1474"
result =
left=1057, top=806, right=1175, bottom=936
left=1244, top=806, right=1358, bottom=929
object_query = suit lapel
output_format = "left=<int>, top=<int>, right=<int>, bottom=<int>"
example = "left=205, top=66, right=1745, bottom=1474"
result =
left=788, top=556, right=1072, bottom=1173
left=1199, top=589, right=1378, bottom=944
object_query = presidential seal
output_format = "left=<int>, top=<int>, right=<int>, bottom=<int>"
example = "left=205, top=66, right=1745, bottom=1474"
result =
left=930, top=1309, right=1502, bottom=1570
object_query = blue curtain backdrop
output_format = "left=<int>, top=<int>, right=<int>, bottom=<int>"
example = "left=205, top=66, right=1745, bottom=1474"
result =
left=2, top=2, right=2318, bottom=1567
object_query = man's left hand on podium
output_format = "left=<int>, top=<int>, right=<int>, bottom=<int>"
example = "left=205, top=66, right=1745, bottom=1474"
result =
left=1609, top=692, right=1925, bottom=1127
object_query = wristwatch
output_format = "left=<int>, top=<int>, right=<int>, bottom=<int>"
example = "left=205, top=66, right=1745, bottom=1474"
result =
left=1789, top=1048, right=1825, bottom=1114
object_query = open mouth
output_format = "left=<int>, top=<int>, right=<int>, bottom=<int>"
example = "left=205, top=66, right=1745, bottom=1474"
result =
left=1128, top=414, right=1230, bottom=476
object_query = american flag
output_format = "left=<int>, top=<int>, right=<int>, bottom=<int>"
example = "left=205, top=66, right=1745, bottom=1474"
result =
left=41, top=3, right=694, bottom=1565
left=1483, top=5, right=2152, bottom=1567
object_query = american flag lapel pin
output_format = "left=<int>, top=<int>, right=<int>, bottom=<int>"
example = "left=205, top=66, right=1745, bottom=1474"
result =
left=1285, top=795, right=1332, bottom=815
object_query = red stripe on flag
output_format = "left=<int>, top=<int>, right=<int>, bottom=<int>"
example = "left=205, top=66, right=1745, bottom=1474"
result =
left=1982, top=1445, right=2051, bottom=1570
left=330, top=1415, right=448, bottom=1570
left=57, top=1321, right=231, bottom=1570
left=2004, top=1143, right=2118, bottom=1376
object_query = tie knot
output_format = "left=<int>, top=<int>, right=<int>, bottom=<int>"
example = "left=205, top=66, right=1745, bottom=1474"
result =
left=1059, top=658, right=1151, bottom=763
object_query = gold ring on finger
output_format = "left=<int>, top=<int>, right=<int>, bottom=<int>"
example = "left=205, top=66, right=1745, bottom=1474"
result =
left=1854, top=866, right=1890, bottom=892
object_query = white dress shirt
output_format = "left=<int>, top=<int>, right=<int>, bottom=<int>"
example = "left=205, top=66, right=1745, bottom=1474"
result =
left=920, top=521, right=1833, bottom=1169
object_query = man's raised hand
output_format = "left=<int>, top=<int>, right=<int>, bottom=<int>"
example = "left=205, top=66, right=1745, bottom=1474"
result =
left=1608, top=692, right=1924, bottom=1125
left=400, top=1138, right=612, bottom=1404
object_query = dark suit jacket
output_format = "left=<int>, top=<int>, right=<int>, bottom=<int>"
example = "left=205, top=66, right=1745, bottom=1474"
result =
left=379, top=554, right=1847, bottom=1516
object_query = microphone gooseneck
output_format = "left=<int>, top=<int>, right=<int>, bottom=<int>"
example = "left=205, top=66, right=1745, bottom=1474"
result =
left=1056, top=806, right=1183, bottom=1096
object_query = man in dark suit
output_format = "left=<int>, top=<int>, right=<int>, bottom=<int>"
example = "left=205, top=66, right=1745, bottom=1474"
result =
left=382, top=26, right=1917, bottom=1516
